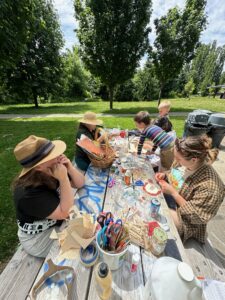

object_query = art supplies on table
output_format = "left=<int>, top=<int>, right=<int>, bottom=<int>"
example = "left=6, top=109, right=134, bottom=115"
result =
left=143, top=179, right=161, bottom=196
left=118, top=208, right=168, bottom=255
left=30, top=259, right=75, bottom=300
left=79, top=240, right=99, bottom=268
left=130, top=253, right=140, bottom=273
left=50, top=206, right=97, bottom=260
left=96, top=211, right=130, bottom=253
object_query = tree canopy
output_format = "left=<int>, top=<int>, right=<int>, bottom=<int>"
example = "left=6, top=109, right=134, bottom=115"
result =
left=151, top=0, right=207, bottom=103
left=74, top=0, right=152, bottom=109
left=0, top=0, right=35, bottom=70
left=4, top=0, right=64, bottom=107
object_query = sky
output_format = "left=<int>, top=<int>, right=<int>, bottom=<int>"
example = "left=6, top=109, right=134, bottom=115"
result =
left=53, top=0, right=225, bottom=52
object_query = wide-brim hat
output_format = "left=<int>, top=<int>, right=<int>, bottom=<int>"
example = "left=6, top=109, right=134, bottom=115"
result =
left=78, top=111, right=103, bottom=125
left=14, top=135, right=66, bottom=178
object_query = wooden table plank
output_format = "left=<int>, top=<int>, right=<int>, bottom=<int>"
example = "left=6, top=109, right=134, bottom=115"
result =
left=0, top=246, right=44, bottom=300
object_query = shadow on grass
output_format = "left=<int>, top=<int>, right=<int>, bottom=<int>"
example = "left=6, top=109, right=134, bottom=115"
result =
left=0, top=103, right=95, bottom=114
left=0, top=101, right=194, bottom=115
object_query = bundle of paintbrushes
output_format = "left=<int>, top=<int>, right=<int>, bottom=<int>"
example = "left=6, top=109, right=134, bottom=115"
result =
left=96, top=211, right=130, bottom=253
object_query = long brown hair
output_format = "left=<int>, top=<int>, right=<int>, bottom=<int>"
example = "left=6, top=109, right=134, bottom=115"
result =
left=175, top=134, right=219, bottom=164
left=12, top=169, right=58, bottom=191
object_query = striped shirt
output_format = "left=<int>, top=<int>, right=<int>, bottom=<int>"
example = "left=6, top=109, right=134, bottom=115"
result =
left=137, top=125, right=174, bottom=155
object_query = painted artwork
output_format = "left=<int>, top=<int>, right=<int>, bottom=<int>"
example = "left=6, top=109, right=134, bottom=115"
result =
left=74, top=165, right=109, bottom=214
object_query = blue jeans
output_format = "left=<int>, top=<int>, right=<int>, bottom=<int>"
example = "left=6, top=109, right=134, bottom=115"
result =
left=164, top=193, right=177, bottom=210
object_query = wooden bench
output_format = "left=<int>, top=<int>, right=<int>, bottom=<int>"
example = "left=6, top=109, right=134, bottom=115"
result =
left=0, top=246, right=44, bottom=300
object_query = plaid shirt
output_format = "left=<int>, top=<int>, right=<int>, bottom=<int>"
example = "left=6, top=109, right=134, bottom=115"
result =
left=177, top=164, right=225, bottom=243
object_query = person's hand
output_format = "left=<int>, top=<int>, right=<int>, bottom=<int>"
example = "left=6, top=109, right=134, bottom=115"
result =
left=155, top=172, right=166, bottom=182
left=143, top=143, right=152, bottom=150
left=97, top=131, right=108, bottom=143
left=48, top=163, right=68, bottom=181
left=158, top=179, right=175, bottom=195
left=57, top=154, right=73, bottom=171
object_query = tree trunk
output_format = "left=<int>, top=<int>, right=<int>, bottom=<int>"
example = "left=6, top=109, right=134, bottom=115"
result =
left=32, top=88, right=39, bottom=108
left=109, top=86, right=114, bottom=110
left=157, top=82, right=164, bottom=106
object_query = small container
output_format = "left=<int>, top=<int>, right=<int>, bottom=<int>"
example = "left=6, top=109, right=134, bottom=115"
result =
left=121, top=164, right=127, bottom=174
left=124, top=170, right=132, bottom=185
left=95, top=262, right=112, bottom=300
left=150, top=227, right=167, bottom=256
left=130, top=253, right=140, bottom=273
left=120, top=130, right=126, bottom=138
left=150, top=198, right=161, bottom=218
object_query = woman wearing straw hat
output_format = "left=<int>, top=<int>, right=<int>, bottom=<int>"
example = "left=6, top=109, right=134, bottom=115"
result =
left=75, top=111, right=106, bottom=171
left=12, top=135, right=85, bottom=257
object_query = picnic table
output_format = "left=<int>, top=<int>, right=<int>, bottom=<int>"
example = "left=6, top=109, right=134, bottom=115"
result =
left=26, top=136, right=189, bottom=299
left=1, top=135, right=224, bottom=300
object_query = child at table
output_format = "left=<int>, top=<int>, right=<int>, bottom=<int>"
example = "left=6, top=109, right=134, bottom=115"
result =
left=134, top=111, right=175, bottom=170
left=153, top=100, right=173, bottom=133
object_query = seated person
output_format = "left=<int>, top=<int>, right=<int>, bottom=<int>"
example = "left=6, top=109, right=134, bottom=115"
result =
left=153, top=100, right=173, bottom=132
left=155, top=135, right=224, bottom=243
left=75, top=111, right=105, bottom=171
left=134, top=111, right=175, bottom=170
left=12, top=135, right=85, bottom=257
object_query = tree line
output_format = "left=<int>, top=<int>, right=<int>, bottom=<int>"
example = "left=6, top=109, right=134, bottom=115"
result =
left=0, top=0, right=224, bottom=108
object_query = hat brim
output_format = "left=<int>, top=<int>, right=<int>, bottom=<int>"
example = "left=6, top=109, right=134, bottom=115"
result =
left=78, top=118, right=103, bottom=126
left=19, top=140, right=66, bottom=178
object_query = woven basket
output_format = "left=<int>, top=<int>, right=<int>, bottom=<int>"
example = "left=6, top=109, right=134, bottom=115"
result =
left=88, top=128, right=116, bottom=168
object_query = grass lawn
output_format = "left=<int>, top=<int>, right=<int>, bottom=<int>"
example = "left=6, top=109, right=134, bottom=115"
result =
left=0, top=116, right=185, bottom=269
left=0, top=96, right=225, bottom=115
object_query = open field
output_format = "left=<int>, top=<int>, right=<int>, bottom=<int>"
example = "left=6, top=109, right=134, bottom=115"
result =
left=0, top=97, right=225, bottom=115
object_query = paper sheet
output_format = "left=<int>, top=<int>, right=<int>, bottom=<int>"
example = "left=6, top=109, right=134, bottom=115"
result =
left=202, top=279, right=225, bottom=300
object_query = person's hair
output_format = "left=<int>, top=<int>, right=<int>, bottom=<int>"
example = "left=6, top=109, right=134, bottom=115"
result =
left=134, top=111, right=151, bottom=125
left=175, top=134, right=218, bottom=164
left=158, top=100, right=171, bottom=110
left=12, top=169, right=58, bottom=191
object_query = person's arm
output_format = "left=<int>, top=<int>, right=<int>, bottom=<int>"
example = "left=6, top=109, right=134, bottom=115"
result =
left=178, top=184, right=222, bottom=224
left=137, top=133, right=146, bottom=155
left=47, top=163, right=74, bottom=219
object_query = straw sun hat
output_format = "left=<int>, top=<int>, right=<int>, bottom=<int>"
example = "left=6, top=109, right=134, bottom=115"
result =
left=78, top=112, right=103, bottom=126
left=14, top=135, right=66, bottom=178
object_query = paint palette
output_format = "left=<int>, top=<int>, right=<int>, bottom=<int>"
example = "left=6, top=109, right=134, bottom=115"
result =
left=143, top=180, right=161, bottom=196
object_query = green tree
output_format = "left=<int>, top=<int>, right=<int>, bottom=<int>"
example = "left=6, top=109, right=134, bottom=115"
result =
left=184, top=78, right=195, bottom=99
left=189, top=43, right=211, bottom=92
left=0, top=0, right=34, bottom=69
left=133, top=62, right=159, bottom=101
left=74, top=0, right=152, bottom=109
left=151, top=0, right=206, bottom=104
left=220, top=72, right=225, bottom=85
left=61, top=47, right=90, bottom=98
left=190, top=41, right=225, bottom=96
left=6, top=0, right=64, bottom=107
left=114, top=79, right=135, bottom=102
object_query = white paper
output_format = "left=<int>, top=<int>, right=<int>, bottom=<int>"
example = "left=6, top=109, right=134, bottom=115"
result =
left=202, top=279, right=225, bottom=300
